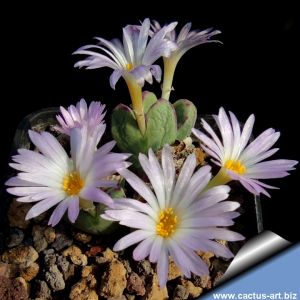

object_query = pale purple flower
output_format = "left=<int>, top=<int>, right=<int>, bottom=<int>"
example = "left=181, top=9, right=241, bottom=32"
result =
left=74, top=18, right=177, bottom=89
left=192, top=107, right=298, bottom=197
left=151, top=21, right=221, bottom=100
left=6, top=127, right=131, bottom=226
left=151, top=20, right=221, bottom=59
left=55, top=98, right=106, bottom=136
left=103, top=145, right=243, bottom=287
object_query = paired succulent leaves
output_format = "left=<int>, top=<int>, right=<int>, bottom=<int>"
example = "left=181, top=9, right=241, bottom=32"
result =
left=111, top=91, right=197, bottom=162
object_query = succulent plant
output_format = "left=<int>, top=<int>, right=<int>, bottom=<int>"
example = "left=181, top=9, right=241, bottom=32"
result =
left=111, top=92, right=197, bottom=165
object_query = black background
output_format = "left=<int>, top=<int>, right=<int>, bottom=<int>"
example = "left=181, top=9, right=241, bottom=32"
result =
left=2, top=3, right=299, bottom=242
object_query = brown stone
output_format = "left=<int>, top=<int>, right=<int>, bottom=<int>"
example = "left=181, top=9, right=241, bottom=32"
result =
left=143, top=274, right=168, bottom=300
left=34, top=280, right=52, bottom=299
left=74, top=232, right=92, bottom=244
left=70, top=274, right=98, bottom=300
left=100, top=259, right=127, bottom=298
left=0, top=276, right=29, bottom=300
left=44, top=227, right=56, bottom=243
left=32, top=225, right=48, bottom=252
left=194, top=147, right=206, bottom=165
left=0, top=262, right=11, bottom=278
left=82, top=265, right=93, bottom=278
left=0, top=263, right=18, bottom=278
left=45, top=265, right=65, bottom=291
left=8, top=199, right=31, bottom=229
left=7, top=228, right=24, bottom=248
left=95, top=247, right=118, bottom=265
left=63, top=245, right=88, bottom=266
left=102, top=247, right=118, bottom=262
left=86, top=246, right=104, bottom=257
left=136, top=260, right=153, bottom=276
left=180, top=278, right=203, bottom=298
left=20, top=262, right=39, bottom=281
left=1, top=245, right=38, bottom=267
left=127, top=272, right=145, bottom=296
left=63, top=245, right=81, bottom=257
left=172, top=285, right=189, bottom=300
left=168, top=258, right=182, bottom=280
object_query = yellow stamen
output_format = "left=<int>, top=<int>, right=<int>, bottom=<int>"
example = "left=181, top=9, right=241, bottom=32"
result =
left=225, top=160, right=246, bottom=175
left=63, top=171, right=84, bottom=196
left=156, top=208, right=178, bottom=238
left=126, top=63, right=134, bottom=71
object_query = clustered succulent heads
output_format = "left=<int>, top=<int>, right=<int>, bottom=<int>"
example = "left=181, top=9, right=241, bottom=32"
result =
left=5, top=18, right=298, bottom=287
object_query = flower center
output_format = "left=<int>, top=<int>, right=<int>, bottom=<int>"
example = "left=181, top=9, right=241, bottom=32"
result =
left=126, top=63, right=134, bottom=71
left=225, top=160, right=246, bottom=175
left=156, top=208, right=178, bottom=238
left=63, top=171, right=84, bottom=196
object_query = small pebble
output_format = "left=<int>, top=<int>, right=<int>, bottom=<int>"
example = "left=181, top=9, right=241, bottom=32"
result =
left=43, top=249, right=57, bottom=267
left=100, top=259, right=127, bottom=298
left=1, top=245, right=38, bottom=268
left=86, top=246, right=104, bottom=257
left=33, top=280, right=52, bottom=300
left=63, top=245, right=88, bottom=266
left=180, top=278, right=203, bottom=298
left=82, top=265, right=93, bottom=278
left=136, top=260, right=152, bottom=276
left=0, top=262, right=11, bottom=278
left=168, top=258, right=182, bottom=280
left=143, top=274, right=168, bottom=300
left=69, top=274, right=98, bottom=300
left=8, top=199, right=31, bottom=229
left=57, top=255, right=75, bottom=280
left=0, top=276, right=29, bottom=300
left=52, top=232, right=73, bottom=251
left=7, top=228, right=24, bottom=248
left=44, top=227, right=56, bottom=243
left=32, top=225, right=48, bottom=252
left=45, top=265, right=65, bottom=291
left=74, top=232, right=92, bottom=244
left=172, top=285, right=189, bottom=300
left=127, top=272, right=145, bottom=296
left=20, top=262, right=39, bottom=281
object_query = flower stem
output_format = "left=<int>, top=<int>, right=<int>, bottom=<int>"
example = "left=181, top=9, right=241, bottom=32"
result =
left=204, top=167, right=232, bottom=191
left=124, top=74, right=146, bottom=135
left=161, top=56, right=179, bottom=101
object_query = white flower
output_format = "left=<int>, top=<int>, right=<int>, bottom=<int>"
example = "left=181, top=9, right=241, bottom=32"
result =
left=56, top=98, right=106, bottom=137
left=6, top=127, right=131, bottom=226
left=74, top=18, right=177, bottom=89
left=192, top=107, right=298, bottom=197
left=103, top=145, right=243, bottom=287
left=151, top=21, right=221, bottom=100
left=151, top=20, right=221, bottom=60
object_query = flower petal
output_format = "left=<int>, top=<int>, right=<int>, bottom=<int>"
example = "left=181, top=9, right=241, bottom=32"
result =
left=157, top=247, right=169, bottom=287
left=68, top=196, right=80, bottom=223
left=149, top=236, right=163, bottom=263
left=80, top=186, right=113, bottom=207
left=133, top=235, right=156, bottom=261
left=113, top=230, right=153, bottom=251
left=118, top=168, right=159, bottom=211
left=26, top=194, right=65, bottom=220
left=172, top=153, right=197, bottom=206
